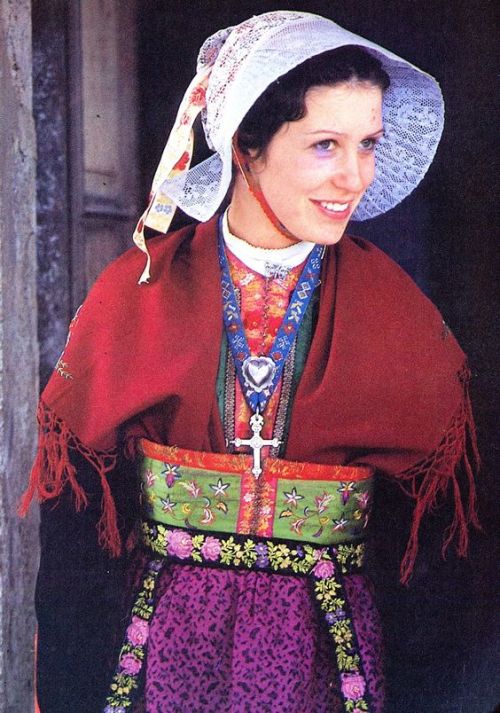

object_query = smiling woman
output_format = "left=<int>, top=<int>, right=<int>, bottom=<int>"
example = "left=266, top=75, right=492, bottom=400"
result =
left=24, top=10, right=480, bottom=713
left=231, top=82, right=384, bottom=247
left=231, top=46, right=388, bottom=247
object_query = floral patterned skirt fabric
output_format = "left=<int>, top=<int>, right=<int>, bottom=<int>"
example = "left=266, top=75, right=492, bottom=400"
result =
left=143, top=566, right=384, bottom=712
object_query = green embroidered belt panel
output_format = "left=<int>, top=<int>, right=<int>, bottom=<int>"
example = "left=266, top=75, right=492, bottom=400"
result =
left=138, top=438, right=373, bottom=545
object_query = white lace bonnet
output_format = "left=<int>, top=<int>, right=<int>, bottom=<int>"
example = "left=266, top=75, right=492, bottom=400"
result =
left=134, top=11, right=444, bottom=282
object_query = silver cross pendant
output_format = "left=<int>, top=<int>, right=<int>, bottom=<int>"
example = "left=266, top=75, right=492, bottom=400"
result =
left=231, top=411, right=281, bottom=479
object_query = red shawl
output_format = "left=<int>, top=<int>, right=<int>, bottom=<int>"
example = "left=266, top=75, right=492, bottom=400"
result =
left=21, top=217, right=479, bottom=582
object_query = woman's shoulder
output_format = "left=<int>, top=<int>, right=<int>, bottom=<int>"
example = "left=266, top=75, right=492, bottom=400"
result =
left=335, top=233, right=455, bottom=345
left=96, top=220, right=202, bottom=282
left=87, top=217, right=219, bottom=301
left=69, top=218, right=220, bottom=343
left=339, top=233, right=419, bottom=282
left=339, top=233, right=436, bottom=304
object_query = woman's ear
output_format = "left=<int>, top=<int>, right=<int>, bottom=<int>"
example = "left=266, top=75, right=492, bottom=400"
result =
left=231, top=138, right=252, bottom=176
left=247, top=150, right=266, bottom=174
left=232, top=133, right=263, bottom=172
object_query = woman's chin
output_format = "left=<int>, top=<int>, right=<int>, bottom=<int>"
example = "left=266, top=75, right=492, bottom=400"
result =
left=291, top=221, right=348, bottom=246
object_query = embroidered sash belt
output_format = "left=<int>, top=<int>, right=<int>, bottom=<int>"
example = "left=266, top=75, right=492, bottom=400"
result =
left=104, top=441, right=375, bottom=712
left=138, top=438, right=374, bottom=544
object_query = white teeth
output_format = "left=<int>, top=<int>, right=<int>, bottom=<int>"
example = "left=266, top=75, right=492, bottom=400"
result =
left=320, top=201, right=349, bottom=212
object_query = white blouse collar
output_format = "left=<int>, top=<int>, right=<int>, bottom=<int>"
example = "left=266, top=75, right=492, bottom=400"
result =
left=222, top=209, right=315, bottom=277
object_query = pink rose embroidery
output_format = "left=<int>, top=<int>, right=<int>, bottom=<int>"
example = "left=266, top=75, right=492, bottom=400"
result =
left=341, top=673, right=366, bottom=700
left=190, top=85, right=206, bottom=106
left=312, top=559, right=335, bottom=579
left=201, top=536, right=222, bottom=561
left=119, top=652, right=142, bottom=675
left=167, top=529, right=193, bottom=559
left=126, top=616, right=149, bottom=646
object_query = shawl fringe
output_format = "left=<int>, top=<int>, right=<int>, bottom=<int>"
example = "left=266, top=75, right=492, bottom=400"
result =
left=21, top=365, right=480, bottom=575
left=396, top=365, right=480, bottom=584
left=19, top=400, right=121, bottom=557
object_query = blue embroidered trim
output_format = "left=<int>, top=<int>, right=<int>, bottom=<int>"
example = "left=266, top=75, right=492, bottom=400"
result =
left=218, top=220, right=323, bottom=414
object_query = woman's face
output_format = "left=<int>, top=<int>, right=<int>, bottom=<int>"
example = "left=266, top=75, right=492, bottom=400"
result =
left=242, top=82, right=384, bottom=247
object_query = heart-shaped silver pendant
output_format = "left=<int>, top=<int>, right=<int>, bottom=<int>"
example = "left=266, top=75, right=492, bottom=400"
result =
left=242, top=356, right=276, bottom=393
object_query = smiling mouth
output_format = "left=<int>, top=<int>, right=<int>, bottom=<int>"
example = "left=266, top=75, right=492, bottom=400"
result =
left=311, top=199, right=352, bottom=217
left=318, top=200, right=349, bottom=213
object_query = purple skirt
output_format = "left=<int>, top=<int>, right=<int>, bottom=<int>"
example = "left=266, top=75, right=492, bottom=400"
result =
left=140, top=565, right=384, bottom=712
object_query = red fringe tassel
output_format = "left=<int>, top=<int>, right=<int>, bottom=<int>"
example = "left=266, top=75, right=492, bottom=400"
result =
left=19, top=400, right=121, bottom=557
left=396, top=366, right=480, bottom=584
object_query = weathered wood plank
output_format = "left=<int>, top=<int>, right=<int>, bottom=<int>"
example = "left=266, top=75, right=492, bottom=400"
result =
left=0, top=1, right=39, bottom=710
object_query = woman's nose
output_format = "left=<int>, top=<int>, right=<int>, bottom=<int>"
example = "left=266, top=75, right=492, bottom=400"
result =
left=331, top=151, right=365, bottom=193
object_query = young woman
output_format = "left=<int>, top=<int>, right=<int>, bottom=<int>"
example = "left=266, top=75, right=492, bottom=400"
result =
left=24, top=11, right=479, bottom=713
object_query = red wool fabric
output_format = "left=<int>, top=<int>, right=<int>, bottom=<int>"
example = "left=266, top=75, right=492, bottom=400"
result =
left=21, top=216, right=479, bottom=582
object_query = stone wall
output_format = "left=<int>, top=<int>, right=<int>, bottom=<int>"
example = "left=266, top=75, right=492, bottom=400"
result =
left=0, top=1, right=39, bottom=710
